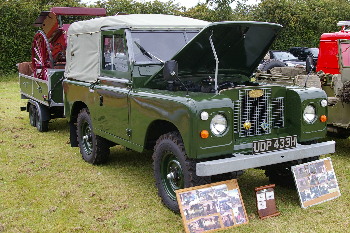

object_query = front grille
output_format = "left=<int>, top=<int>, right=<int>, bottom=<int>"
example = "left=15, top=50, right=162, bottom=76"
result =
left=233, top=88, right=284, bottom=137
left=271, top=97, right=284, bottom=128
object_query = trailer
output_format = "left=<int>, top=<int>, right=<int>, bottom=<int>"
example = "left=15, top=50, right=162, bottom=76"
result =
left=19, top=7, right=106, bottom=131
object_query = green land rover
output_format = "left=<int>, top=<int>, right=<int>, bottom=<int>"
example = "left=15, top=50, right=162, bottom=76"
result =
left=62, top=14, right=335, bottom=212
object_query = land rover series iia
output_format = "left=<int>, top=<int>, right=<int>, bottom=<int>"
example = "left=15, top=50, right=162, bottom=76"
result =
left=62, top=14, right=335, bottom=212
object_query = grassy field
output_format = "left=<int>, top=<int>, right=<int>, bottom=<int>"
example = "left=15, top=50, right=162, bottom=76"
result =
left=0, top=76, right=349, bottom=232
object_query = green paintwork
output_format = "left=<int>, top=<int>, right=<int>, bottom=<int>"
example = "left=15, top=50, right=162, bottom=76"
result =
left=63, top=21, right=329, bottom=160
left=324, top=86, right=350, bottom=128
left=19, top=70, right=64, bottom=106
left=285, top=87, right=327, bottom=141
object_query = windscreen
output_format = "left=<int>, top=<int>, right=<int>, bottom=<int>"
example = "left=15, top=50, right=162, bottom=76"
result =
left=273, top=51, right=298, bottom=60
left=130, top=31, right=198, bottom=63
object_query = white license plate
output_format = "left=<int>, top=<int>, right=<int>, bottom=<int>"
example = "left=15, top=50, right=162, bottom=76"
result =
left=253, top=135, right=297, bottom=154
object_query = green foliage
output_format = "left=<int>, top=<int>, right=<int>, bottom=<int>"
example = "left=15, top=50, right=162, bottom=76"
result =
left=0, top=1, right=40, bottom=75
left=252, top=0, right=350, bottom=49
left=95, top=0, right=182, bottom=15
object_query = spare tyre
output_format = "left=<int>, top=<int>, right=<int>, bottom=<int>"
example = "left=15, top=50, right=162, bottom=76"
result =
left=260, top=59, right=286, bottom=72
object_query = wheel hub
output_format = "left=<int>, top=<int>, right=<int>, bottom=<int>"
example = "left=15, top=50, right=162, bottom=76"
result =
left=82, top=122, right=93, bottom=154
left=161, top=152, right=184, bottom=200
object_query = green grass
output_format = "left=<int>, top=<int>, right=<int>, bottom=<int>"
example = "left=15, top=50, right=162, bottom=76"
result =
left=0, top=77, right=349, bottom=232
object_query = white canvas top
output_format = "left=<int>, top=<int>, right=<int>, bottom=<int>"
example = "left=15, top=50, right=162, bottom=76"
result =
left=65, top=14, right=209, bottom=82
left=68, top=14, right=210, bottom=35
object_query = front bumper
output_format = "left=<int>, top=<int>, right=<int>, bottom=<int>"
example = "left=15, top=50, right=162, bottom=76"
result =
left=196, top=141, right=335, bottom=176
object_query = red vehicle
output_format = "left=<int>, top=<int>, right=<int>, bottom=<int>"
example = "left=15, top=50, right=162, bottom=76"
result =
left=316, top=21, right=350, bottom=74
left=19, top=7, right=106, bottom=132
left=31, top=7, right=106, bottom=80
left=314, top=21, right=350, bottom=138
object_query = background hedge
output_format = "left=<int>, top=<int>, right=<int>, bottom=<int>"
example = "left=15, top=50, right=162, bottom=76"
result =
left=1, top=0, right=350, bottom=74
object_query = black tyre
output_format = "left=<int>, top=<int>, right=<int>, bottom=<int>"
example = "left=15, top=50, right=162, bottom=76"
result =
left=327, top=127, right=350, bottom=139
left=306, top=55, right=315, bottom=74
left=36, top=107, right=49, bottom=132
left=76, top=108, right=110, bottom=164
left=260, top=59, right=286, bottom=72
left=265, top=156, right=320, bottom=186
left=29, top=104, right=36, bottom=127
left=153, top=131, right=210, bottom=213
left=265, top=167, right=295, bottom=187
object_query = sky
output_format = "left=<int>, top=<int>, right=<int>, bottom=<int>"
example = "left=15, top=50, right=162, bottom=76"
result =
left=80, top=0, right=261, bottom=9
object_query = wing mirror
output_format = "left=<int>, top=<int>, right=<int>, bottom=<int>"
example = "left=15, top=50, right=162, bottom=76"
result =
left=163, top=60, right=178, bottom=81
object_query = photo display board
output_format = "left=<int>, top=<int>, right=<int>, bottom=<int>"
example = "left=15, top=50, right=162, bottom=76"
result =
left=292, top=157, right=341, bottom=208
left=176, top=179, right=248, bottom=233
left=255, top=184, right=280, bottom=219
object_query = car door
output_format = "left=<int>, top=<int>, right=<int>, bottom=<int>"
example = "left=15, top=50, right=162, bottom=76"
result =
left=93, top=29, right=131, bottom=141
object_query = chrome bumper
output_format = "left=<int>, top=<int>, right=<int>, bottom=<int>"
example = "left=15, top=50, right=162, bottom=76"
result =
left=196, top=141, right=335, bottom=176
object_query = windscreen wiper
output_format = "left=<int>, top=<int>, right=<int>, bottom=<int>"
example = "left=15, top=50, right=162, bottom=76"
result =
left=134, top=41, right=164, bottom=63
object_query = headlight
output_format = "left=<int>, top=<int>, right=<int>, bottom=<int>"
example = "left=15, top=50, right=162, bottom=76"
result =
left=210, top=114, right=227, bottom=135
left=303, top=105, right=316, bottom=123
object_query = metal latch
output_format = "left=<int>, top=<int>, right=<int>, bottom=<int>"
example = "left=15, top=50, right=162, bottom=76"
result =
left=126, top=129, right=132, bottom=137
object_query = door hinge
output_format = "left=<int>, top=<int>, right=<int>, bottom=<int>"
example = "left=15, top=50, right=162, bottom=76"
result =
left=126, top=128, right=132, bottom=137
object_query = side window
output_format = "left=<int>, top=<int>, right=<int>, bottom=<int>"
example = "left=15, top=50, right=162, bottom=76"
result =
left=341, top=42, right=350, bottom=67
left=103, top=35, right=128, bottom=72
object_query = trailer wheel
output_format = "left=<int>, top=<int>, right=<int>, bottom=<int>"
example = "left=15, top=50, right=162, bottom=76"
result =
left=29, top=104, right=37, bottom=127
left=77, top=108, right=110, bottom=164
left=153, top=131, right=210, bottom=213
left=36, top=107, right=49, bottom=132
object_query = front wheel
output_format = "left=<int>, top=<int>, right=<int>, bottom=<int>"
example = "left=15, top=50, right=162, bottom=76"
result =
left=76, top=108, right=110, bottom=164
left=153, top=131, right=210, bottom=213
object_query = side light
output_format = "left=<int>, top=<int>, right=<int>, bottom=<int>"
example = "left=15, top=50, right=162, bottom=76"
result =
left=320, top=115, right=327, bottom=122
left=320, top=99, right=328, bottom=107
left=200, top=111, right=209, bottom=121
left=200, top=130, right=209, bottom=139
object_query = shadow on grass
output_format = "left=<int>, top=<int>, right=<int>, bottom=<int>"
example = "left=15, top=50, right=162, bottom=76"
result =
left=47, top=118, right=70, bottom=133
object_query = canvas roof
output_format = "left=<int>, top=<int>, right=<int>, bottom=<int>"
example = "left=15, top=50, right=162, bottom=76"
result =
left=65, top=14, right=209, bottom=82
left=68, top=14, right=210, bottom=35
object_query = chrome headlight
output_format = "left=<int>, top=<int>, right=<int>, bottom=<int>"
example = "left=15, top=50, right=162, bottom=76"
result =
left=210, top=114, right=227, bottom=136
left=303, top=105, right=316, bottom=123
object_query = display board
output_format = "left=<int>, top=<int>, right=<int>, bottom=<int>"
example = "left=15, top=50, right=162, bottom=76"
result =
left=255, top=184, right=280, bottom=219
left=176, top=179, right=248, bottom=233
left=292, top=157, right=341, bottom=208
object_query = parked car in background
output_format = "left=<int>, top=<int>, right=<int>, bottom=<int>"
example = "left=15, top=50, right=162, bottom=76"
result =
left=289, top=47, right=319, bottom=61
left=258, top=50, right=305, bottom=72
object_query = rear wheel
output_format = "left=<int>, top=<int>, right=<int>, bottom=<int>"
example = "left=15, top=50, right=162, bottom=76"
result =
left=153, top=131, right=210, bottom=213
left=265, top=156, right=320, bottom=186
left=35, top=107, right=49, bottom=132
left=29, top=104, right=36, bottom=127
left=77, top=108, right=110, bottom=164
